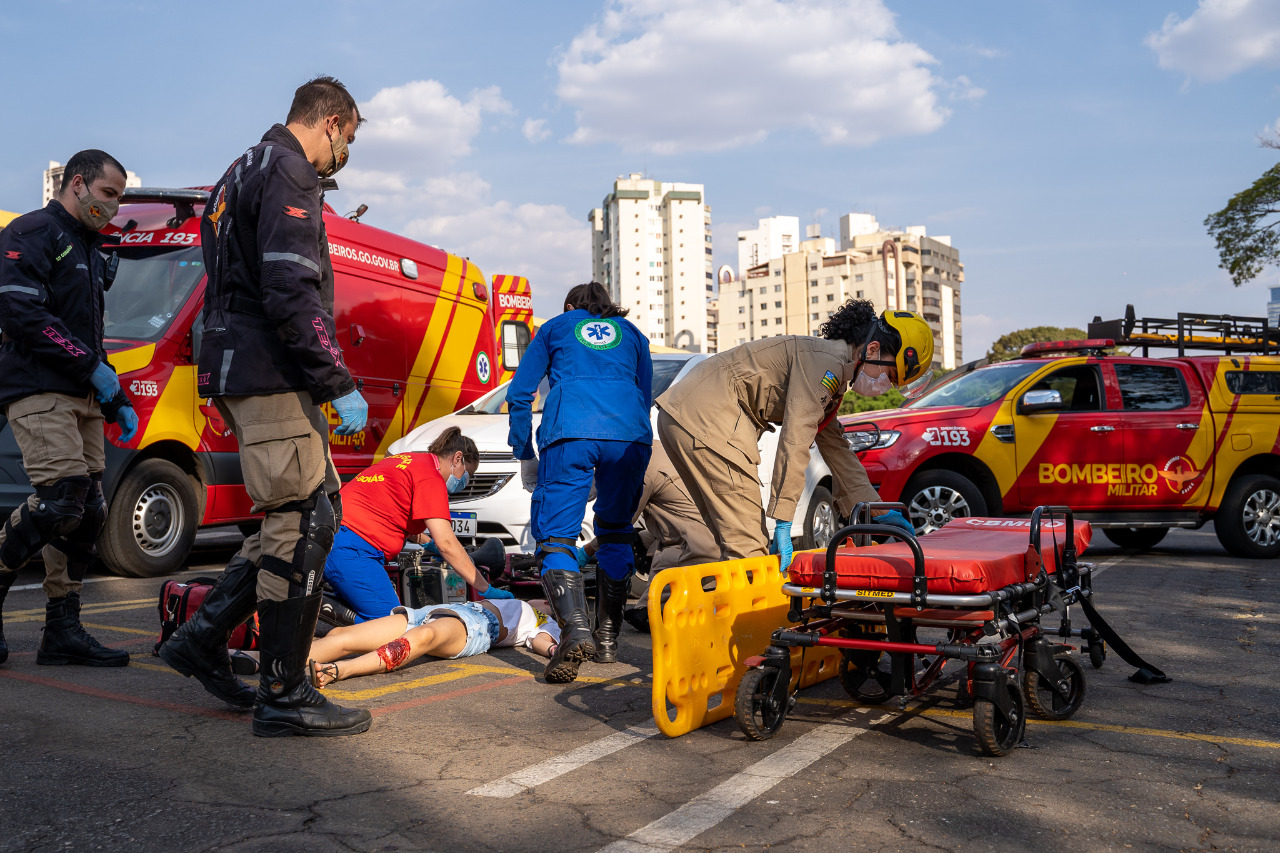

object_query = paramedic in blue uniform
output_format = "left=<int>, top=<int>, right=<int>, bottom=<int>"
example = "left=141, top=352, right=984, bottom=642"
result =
left=507, top=282, right=653, bottom=683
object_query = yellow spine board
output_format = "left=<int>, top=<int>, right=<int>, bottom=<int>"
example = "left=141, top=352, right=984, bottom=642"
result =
left=649, top=553, right=841, bottom=738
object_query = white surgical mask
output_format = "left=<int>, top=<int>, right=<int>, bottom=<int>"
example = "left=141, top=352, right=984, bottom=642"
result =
left=853, top=371, right=893, bottom=397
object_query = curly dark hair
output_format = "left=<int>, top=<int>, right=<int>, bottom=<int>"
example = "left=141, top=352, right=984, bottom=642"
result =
left=819, top=298, right=901, bottom=353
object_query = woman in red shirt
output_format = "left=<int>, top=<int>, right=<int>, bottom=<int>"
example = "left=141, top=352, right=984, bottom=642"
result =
left=325, top=426, right=513, bottom=622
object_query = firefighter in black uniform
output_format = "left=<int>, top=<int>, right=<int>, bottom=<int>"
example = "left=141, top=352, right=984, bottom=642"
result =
left=159, top=77, right=372, bottom=737
left=0, top=149, right=137, bottom=667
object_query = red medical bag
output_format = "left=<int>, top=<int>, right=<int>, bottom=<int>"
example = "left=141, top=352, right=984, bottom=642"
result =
left=153, top=577, right=259, bottom=654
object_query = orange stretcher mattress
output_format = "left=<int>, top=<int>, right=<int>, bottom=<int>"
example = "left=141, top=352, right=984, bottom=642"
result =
left=788, top=517, right=1093, bottom=595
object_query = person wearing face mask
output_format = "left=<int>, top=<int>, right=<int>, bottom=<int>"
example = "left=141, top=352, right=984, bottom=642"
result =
left=0, top=149, right=137, bottom=668
left=655, top=299, right=934, bottom=571
left=322, top=427, right=513, bottom=624
left=508, top=282, right=653, bottom=684
left=158, top=77, right=372, bottom=738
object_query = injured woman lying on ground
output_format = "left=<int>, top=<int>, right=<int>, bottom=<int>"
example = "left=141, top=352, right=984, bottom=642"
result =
left=306, top=598, right=563, bottom=688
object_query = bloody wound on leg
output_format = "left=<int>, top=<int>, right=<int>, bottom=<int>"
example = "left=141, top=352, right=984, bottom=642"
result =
left=376, top=637, right=411, bottom=672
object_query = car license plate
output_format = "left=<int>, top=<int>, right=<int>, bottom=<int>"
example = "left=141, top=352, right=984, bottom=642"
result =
left=450, top=511, right=477, bottom=538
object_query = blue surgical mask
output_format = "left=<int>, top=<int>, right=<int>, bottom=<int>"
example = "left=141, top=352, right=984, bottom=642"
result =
left=446, top=471, right=469, bottom=495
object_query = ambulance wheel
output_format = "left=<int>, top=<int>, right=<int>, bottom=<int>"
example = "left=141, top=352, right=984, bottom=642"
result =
left=1025, top=652, right=1086, bottom=721
left=972, top=682, right=1025, bottom=757
left=1215, top=474, right=1280, bottom=559
left=735, top=667, right=790, bottom=741
left=1102, top=527, right=1167, bottom=550
left=99, top=458, right=200, bottom=578
left=904, top=471, right=986, bottom=535
left=838, top=651, right=890, bottom=704
left=797, top=486, right=836, bottom=550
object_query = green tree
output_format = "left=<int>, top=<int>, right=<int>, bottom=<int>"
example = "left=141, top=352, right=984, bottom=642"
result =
left=986, top=326, right=1087, bottom=362
left=839, top=387, right=905, bottom=415
left=1205, top=161, right=1280, bottom=286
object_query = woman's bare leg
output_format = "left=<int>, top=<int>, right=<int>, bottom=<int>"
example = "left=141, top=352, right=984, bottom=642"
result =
left=310, top=614, right=410, bottom=664
left=314, top=616, right=470, bottom=687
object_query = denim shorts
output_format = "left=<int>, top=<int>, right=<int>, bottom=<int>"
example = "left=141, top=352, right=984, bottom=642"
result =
left=394, top=602, right=500, bottom=658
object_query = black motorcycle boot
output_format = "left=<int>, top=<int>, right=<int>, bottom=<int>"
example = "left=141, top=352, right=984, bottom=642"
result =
left=541, top=569, right=596, bottom=683
left=592, top=573, right=630, bottom=664
left=158, top=556, right=258, bottom=708
left=468, top=537, right=507, bottom=572
left=37, top=593, right=130, bottom=667
left=0, top=570, right=15, bottom=665
left=252, top=591, right=372, bottom=737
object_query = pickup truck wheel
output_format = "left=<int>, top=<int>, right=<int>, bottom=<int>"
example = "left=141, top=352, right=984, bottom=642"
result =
left=904, top=471, right=987, bottom=535
left=796, top=486, right=836, bottom=550
left=98, top=458, right=200, bottom=578
left=1101, top=527, right=1168, bottom=550
left=1215, top=474, right=1280, bottom=559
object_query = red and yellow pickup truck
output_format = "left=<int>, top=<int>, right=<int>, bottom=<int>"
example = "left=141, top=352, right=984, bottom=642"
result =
left=842, top=308, right=1280, bottom=558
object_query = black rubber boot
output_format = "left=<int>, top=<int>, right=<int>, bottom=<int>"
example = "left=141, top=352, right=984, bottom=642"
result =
left=592, top=573, right=630, bottom=664
left=0, top=570, right=15, bottom=665
left=468, top=537, right=507, bottom=572
left=158, top=556, right=258, bottom=708
left=541, top=569, right=596, bottom=683
left=622, top=605, right=650, bottom=635
left=37, top=593, right=129, bottom=667
left=253, top=591, right=372, bottom=737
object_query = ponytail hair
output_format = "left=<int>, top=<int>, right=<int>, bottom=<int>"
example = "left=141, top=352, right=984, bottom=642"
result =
left=564, top=281, right=628, bottom=318
left=427, top=426, right=479, bottom=465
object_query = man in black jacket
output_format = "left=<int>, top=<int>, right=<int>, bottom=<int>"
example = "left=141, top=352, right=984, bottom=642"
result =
left=159, top=77, right=371, bottom=737
left=0, top=149, right=138, bottom=667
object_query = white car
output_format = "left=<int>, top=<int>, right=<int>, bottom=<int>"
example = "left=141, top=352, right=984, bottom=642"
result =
left=388, top=352, right=840, bottom=554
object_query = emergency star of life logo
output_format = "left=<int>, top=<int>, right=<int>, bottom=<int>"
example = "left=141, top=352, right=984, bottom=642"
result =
left=476, top=351, right=491, bottom=384
left=575, top=318, right=621, bottom=350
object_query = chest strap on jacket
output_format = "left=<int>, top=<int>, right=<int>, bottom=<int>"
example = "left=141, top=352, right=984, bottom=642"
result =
left=229, top=294, right=266, bottom=318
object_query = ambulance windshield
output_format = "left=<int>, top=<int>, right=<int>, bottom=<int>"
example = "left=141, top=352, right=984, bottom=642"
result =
left=104, top=246, right=205, bottom=342
left=907, top=361, right=1043, bottom=409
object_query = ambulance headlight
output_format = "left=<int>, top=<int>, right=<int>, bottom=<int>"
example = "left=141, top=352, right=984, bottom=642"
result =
left=846, top=429, right=900, bottom=452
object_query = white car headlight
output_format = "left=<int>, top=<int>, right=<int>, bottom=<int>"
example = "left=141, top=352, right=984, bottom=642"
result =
left=846, top=429, right=900, bottom=452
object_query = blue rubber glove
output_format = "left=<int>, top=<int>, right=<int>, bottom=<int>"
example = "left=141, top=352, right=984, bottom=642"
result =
left=332, top=389, right=369, bottom=436
left=480, top=584, right=514, bottom=600
left=876, top=509, right=916, bottom=537
left=576, top=547, right=590, bottom=570
left=116, top=405, right=139, bottom=444
left=771, top=520, right=794, bottom=571
left=90, top=362, right=121, bottom=403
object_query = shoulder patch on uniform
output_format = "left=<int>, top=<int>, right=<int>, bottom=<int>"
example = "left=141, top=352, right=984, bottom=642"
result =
left=3, top=250, right=19, bottom=261
left=283, top=205, right=311, bottom=220
left=821, top=370, right=840, bottom=396
left=575, top=317, right=621, bottom=350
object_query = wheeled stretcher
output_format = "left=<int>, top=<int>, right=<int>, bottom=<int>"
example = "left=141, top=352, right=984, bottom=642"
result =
left=735, top=504, right=1135, bottom=756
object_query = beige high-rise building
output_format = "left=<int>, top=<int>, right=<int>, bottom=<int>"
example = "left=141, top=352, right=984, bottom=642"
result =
left=717, top=213, right=963, bottom=370
left=589, top=174, right=714, bottom=351
left=43, top=161, right=141, bottom=206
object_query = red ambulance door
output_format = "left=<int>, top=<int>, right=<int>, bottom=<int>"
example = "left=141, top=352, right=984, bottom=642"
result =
left=1113, top=360, right=1213, bottom=509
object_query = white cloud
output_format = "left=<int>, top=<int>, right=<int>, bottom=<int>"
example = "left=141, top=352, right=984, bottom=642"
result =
left=522, top=118, right=551, bottom=142
left=555, top=0, right=961, bottom=154
left=337, top=81, right=588, bottom=313
left=1147, top=0, right=1280, bottom=82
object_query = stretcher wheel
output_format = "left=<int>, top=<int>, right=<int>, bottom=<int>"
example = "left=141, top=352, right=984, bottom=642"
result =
left=838, top=652, right=890, bottom=704
left=1025, top=653, right=1086, bottom=721
left=972, top=682, right=1025, bottom=757
left=735, top=667, right=790, bottom=741
left=1088, top=639, right=1106, bottom=670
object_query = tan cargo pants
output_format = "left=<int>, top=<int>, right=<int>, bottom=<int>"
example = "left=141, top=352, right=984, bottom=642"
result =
left=0, top=392, right=106, bottom=599
left=656, top=410, right=770, bottom=561
left=215, top=391, right=340, bottom=601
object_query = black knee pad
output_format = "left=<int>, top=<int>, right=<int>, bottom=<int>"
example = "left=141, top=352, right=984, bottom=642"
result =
left=261, top=486, right=336, bottom=597
left=0, top=476, right=91, bottom=570
left=51, top=474, right=106, bottom=568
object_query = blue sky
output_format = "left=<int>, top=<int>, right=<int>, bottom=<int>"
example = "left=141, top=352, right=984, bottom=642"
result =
left=4, top=0, right=1280, bottom=358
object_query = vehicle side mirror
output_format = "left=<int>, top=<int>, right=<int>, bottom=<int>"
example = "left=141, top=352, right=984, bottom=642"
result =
left=1020, top=388, right=1063, bottom=414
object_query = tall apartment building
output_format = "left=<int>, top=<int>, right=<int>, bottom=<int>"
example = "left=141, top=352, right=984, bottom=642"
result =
left=717, top=213, right=963, bottom=369
left=737, top=215, right=799, bottom=278
left=1269, top=286, right=1280, bottom=327
left=43, top=161, right=141, bottom=206
left=589, top=174, right=714, bottom=351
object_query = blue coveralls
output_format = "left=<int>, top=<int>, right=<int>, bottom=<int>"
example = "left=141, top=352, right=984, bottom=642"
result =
left=507, top=310, right=653, bottom=580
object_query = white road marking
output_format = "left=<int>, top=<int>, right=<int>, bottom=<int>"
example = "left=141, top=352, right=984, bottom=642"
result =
left=599, top=714, right=891, bottom=853
left=1090, top=554, right=1128, bottom=579
left=468, top=724, right=661, bottom=798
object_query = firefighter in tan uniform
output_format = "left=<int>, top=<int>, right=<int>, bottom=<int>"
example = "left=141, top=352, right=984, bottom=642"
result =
left=655, top=300, right=934, bottom=569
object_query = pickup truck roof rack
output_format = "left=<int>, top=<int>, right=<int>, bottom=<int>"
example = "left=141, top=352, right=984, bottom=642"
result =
left=1087, top=304, right=1279, bottom=356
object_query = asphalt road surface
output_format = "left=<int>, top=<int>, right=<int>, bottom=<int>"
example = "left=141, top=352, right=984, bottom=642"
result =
left=0, top=526, right=1276, bottom=852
